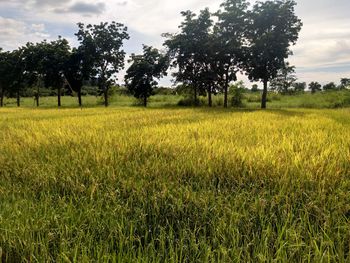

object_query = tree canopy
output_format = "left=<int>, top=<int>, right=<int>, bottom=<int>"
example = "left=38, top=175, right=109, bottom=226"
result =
left=75, top=22, right=129, bottom=107
left=244, top=0, right=302, bottom=108
left=125, top=46, right=169, bottom=107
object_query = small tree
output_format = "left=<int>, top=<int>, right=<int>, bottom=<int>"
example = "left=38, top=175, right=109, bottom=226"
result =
left=230, top=81, right=246, bottom=107
left=125, top=46, right=168, bottom=107
left=76, top=22, right=129, bottom=107
left=270, top=63, right=297, bottom=94
left=244, top=0, right=302, bottom=108
left=340, top=78, right=350, bottom=89
left=251, top=84, right=259, bottom=92
left=293, top=82, right=306, bottom=93
left=323, top=82, right=337, bottom=91
left=309, top=81, right=322, bottom=94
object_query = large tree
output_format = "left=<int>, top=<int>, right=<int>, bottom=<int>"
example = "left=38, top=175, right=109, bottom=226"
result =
left=244, top=0, right=302, bottom=108
left=214, top=0, right=249, bottom=108
left=6, top=49, right=27, bottom=107
left=125, top=46, right=169, bottom=107
left=0, top=49, right=10, bottom=107
left=39, top=38, right=70, bottom=107
left=75, top=22, right=129, bottom=107
left=64, top=46, right=95, bottom=107
left=164, top=9, right=213, bottom=106
left=21, top=42, right=47, bottom=107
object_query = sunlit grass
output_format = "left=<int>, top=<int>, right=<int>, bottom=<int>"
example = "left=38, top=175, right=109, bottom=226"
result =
left=0, top=107, right=349, bottom=262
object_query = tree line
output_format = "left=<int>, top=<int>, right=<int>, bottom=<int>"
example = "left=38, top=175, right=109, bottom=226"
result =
left=269, top=63, right=350, bottom=94
left=0, top=0, right=303, bottom=109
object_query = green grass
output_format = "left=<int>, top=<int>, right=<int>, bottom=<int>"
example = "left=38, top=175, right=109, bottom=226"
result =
left=0, top=107, right=349, bottom=262
left=244, top=90, right=350, bottom=109
left=2, top=94, right=184, bottom=109
left=2, top=90, right=350, bottom=109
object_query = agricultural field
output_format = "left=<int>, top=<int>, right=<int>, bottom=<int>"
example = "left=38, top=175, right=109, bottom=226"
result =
left=0, top=107, right=350, bottom=262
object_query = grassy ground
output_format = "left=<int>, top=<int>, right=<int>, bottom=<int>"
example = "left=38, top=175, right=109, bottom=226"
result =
left=0, top=107, right=349, bottom=262
left=2, top=94, right=183, bottom=108
left=2, top=90, right=350, bottom=109
left=243, top=90, right=350, bottom=109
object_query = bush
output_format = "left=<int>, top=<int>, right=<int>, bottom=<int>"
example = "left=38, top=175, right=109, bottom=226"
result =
left=177, top=97, right=206, bottom=107
left=154, top=87, right=175, bottom=96
left=230, top=87, right=245, bottom=107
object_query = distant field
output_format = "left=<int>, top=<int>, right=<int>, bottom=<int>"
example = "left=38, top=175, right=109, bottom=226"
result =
left=2, top=90, right=350, bottom=109
left=1, top=107, right=350, bottom=262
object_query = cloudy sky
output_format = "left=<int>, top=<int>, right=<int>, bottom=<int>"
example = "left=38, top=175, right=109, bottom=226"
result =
left=0, top=0, right=349, bottom=87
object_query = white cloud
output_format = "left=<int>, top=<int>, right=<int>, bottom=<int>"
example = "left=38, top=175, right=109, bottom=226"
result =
left=0, top=17, right=52, bottom=50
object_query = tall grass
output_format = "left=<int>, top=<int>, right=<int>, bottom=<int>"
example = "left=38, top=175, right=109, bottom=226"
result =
left=0, top=107, right=350, bottom=262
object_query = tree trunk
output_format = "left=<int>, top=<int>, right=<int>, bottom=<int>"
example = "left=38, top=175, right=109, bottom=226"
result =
left=208, top=86, right=212, bottom=107
left=0, top=86, right=4, bottom=107
left=36, top=86, right=40, bottom=107
left=78, top=88, right=82, bottom=108
left=194, top=86, right=198, bottom=106
left=104, top=88, right=108, bottom=107
left=143, top=95, right=147, bottom=107
left=16, top=91, right=20, bottom=107
left=58, top=86, right=61, bottom=107
left=224, top=78, right=229, bottom=108
left=261, top=78, right=268, bottom=109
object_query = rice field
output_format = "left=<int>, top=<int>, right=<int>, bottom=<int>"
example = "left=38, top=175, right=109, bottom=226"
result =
left=0, top=107, right=350, bottom=262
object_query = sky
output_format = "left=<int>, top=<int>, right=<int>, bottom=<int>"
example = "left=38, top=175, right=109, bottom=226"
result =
left=0, top=0, right=349, bottom=87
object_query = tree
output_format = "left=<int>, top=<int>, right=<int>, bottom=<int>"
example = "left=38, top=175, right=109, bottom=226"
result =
left=0, top=49, right=10, bottom=107
left=270, top=63, right=297, bottom=94
left=293, top=82, right=306, bottom=93
left=75, top=22, right=129, bottom=107
left=125, top=46, right=169, bottom=107
left=251, top=84, right=259, bottom=92
left=38, top=38, right=70, bottom=107
left=5, top=49, right=27, bottom=107
left=244, top=0, right=302, bottom=108
left=21, top=42, right=46, bottom=107
left=215, top=0, right=249, bottom=108
left=308, top=81, right=322, bottom=94
left=164, top=9, right=213, bottom=106
left=323, top=82, right=337, bottom=91
left=340, top=78, right=350, bottom=89
left=229, top=80, right=246, bottom=107
left=64, top=46, right=95, bottom=107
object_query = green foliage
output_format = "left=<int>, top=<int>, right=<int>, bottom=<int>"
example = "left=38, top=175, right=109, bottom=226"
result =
left=154, top=87, right=175, bottom=96
left=76, top=22, right=129, bottom=106
left=270, top=63, right=297, bottom=94
left=309, top=81, right=322, bottom=94
left=229, top=81, right=246, bottom=107
left=323, top=82, right=337, bottom=91
left=125, top=46, right=169, bottom=107
left=244, top=0, right=302, bottom=108
left=293, top=82, right=306, bottom=93
left=165, top=8, right=216, bottom=106
left=251, top=84, right=259, bottom=92
left=340, top=78, right=350, bottom=89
